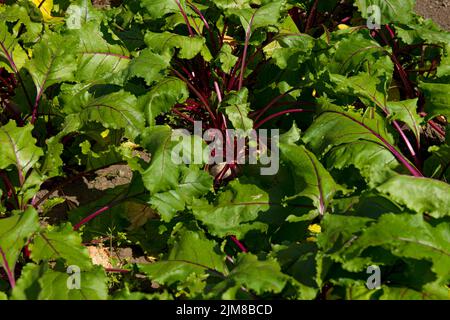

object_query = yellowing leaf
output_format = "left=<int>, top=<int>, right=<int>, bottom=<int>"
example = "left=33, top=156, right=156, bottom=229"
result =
left=31, top=0, right=63, bottom=22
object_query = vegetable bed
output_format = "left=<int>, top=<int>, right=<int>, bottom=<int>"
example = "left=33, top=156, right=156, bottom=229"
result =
left=0, top=0, right=449, bottom=300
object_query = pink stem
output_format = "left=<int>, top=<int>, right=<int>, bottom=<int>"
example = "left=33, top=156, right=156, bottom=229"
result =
left=230, top=236, right=248, bottom=253
left=214, top=81, right=222, bottom=103
left=392, top=120, right=420, bottom=168
left=254, top=108, right=314, bottom=129
left=73, top=205, right=110, bottom=231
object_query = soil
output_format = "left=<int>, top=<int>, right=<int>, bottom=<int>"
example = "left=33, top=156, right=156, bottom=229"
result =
left=416, top=0, right=450, bottom=30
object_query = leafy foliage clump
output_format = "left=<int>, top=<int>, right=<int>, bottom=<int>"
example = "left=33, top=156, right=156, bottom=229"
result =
left=0, top=0, right=449, bottom=300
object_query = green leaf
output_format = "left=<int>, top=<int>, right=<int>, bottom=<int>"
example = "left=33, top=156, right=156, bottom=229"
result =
left=418, top=82, right=450, bottom=120
left=271, top=34, right=315, bottom=70
left=386, top=99, right=422, bottom=142
left=145, top=31, right=205, bottom=60
left=378, top=286, right=435, bottom=300
left=344, top=214, right=450, bottom=280
left=215, top=43, right=238, bottom=74
left=280, top=143, right=341, bottom=215
left=26, top=33, right=77, bottom=93
left=37, top=267, right=108, bottom=300
left=192, top=180, right=269, bottom=238
left=0, top=22, right=28, bottom=72
left=39, top=136, right=64, bottom=179
left=222, top=253, right=288, bottom=295
left=376, top=175, right=450, bottom=218
left=222, top=88, right=253, bottom=131
left=326, top=141, right=400, bottom=187
left=396, top=18, right=450, bottom=46
left=138, top=225, right=227, bottom=285
left=63, top=90, right=144, bottom=139
left=71, top=25, right=130, bottom=84
left=328, top=30, right=392, bottom=78
left=424, top=144, right=450, bottom=180
left=318, top=214, right=374, bottom=254
left=0, top=121, right=43, bottom=178
left=139, top=126, right=181, bottom=194
left=303, top=99, right=420, bottom=176
left=303, top=100, right=394, bottom=155
left=0, top=3, right=43, bottom=43
left=11, top=263, right=47, bottom=300
left=0, top=207, right=39, bottom=276
left=65, top=0, right=103, bottom=29
left=150, top=166, right=212, bottom=222
left=128, top=49, right=171, bottom=86
left=140, top=77, right=189, bottom=126
left=354, top=0, right=416, bottom=25
left=228, top=1, right=286, bottom=32
left=140, top=0, right=181, bottom=19
left=30, top=223, right=92, bottom=269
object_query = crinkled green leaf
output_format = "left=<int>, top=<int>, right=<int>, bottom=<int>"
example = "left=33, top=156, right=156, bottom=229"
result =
left=418, top=82, right=450, bottom=120
left=0, top=207, right=39, bottom=275
left=192, top=180, right=269, bottom=238
left=386, top=99, right=422, bottom=142
left=0, top=22, right=28, bottom=72
left=30, top=223, right=92, bottom=269
left=0, top=121, right=43, bottom=177
left=150, top=166, right=212, bottom=222
left=222, top=88, right=253, bottom=131
left=344, top=214, right=450, bottom=280
left=65, top=0, right=103, bottom=29
left=138, top=225, right=227, bottom=285
left=376, top=175, right=450, bottom=218
left=26, top=33, right=77, bottom=93
left=354, top=0, right=416, bottom=25
left=145, top=31, right=205, bottom=60
left=37, top=267, right=108, bottom=300
left=63, top=90, right=144, bottom=139
left=71, top=25, right=130, bottom=84
left=140, top=77, right=189, bottom=126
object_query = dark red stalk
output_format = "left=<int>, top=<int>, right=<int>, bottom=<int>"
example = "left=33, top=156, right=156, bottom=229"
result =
left=172, top=68, right=217, bottom=124
left=252, top=88, right=297, bottom=122
left=175, top=0, right=194, bottom=37
left=305, top=0, right=319, bottom=33
left=376, top=30, right=415, bottom=99
left=0, top=245, right=15, bottom=288
left=428, top=120, right=446, bottom=138
left=188, top=2, right=218, bottom=51
left=172, top=108, right=196, bottom=124
left=254, top=108, right=314, bottom=129
left=229, top=236, right=248, bottom=253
